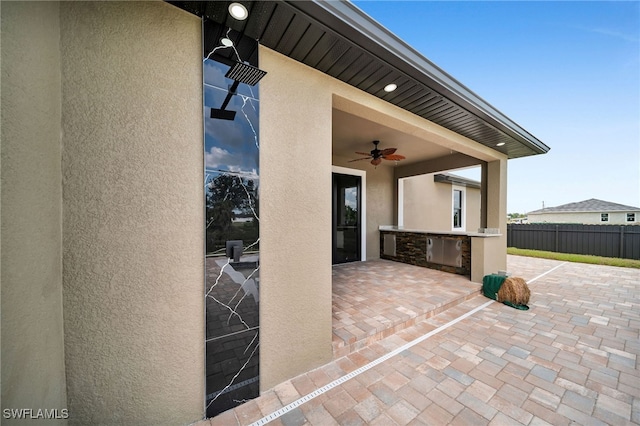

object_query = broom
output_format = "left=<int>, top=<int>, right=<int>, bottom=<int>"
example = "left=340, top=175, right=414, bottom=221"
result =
left=496, top=277, right=530, bottom=306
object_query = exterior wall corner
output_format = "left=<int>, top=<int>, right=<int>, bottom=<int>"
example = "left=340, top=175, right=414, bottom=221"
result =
left=59, top=2, right=204, bottom=423
left=259, top=47, right=334, bottom=390
left=1, top=1, right=68, bottom=418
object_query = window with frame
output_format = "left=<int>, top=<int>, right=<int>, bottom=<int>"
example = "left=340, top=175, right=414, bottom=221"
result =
left=453, top=189, right=463, bottom=229
left=627, top=213, right=636, bottom=222
left=601, top=213, right=609, bottom=222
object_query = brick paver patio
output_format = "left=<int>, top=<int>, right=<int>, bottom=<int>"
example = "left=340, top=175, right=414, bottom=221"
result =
left=332, top=259, right=480, bottom=358
left=199, top=255, right=639, bottom=426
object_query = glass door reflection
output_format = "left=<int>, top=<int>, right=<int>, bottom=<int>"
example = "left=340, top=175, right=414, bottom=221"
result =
left=333, top=173, right=361, bottom=264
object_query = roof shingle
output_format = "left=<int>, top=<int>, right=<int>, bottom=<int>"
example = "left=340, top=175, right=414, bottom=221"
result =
left=528, top=198, right=640, bottom=214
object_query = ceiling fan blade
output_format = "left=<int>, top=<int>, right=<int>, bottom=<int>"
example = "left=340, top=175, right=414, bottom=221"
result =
left=380, top=148, right=397, bottom=156
left=349, top=157, right=372, bottom=162
left=382, top=154, right=406, bottom=161
left=371, top=158, right=382, bottom=166
left=355, top=152, right=372, bottom=156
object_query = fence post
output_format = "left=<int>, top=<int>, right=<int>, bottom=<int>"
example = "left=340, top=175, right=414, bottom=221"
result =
left=620, top=226, right=625, bottom=258
left=555, top=224, right=559, bottom=252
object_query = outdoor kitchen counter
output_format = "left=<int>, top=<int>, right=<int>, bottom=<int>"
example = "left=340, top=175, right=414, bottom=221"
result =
left=379, top=226, right=502, bottom=238
left=379, top=226, right=502, bottom=281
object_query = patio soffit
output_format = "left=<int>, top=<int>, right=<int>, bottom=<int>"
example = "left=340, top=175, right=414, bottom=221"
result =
left=168, top=0, right=550, bottom=160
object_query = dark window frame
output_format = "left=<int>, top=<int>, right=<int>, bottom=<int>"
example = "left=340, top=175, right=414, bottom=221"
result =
left=453, top=188, right=463, bottom=229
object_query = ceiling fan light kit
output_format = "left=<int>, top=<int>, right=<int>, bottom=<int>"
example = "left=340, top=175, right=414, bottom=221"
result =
left=349, top=140, right=406, bottom=167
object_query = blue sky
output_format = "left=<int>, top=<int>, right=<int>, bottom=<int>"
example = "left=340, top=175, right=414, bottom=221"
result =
left=353, top=1, right=639, bottom=214
left=204, top=59, right=260, bottom=181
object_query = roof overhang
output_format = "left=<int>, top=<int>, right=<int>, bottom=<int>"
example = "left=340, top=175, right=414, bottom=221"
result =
left=169, top=0, right=550, bottom=159
left=434, top=173, right=481, bottom=189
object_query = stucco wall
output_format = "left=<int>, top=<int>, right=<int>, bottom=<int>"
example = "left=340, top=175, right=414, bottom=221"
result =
left=466, top=186, right=481, bottom=232
left=401, top=175, right=481, bottom=233
left=259, top=48, right=334, bottom=390
left=403, top=175, right=450, bottom=230
left=259, top=44, right=509, bottom=389
left=2, top=0, right=514, bottom=420
left=1, top=2, right=68, bottom=422
left=484, top=159, right=508, bottom=273
left=362, top=166, right=394, bottom=259
left=528, top=211, right=637, bottom=225
left=60, top=2, right=204, bottom=424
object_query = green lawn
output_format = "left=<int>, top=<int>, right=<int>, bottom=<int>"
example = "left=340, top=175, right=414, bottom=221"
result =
left=507, top=247, right=640, bottom=269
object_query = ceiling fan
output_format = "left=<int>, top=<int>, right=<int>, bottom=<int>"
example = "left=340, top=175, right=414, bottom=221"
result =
left=349, top=140, right=406, bottom=166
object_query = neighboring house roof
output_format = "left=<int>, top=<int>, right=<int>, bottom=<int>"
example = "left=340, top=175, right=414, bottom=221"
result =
left=434, top=173, right=481, bottom=189
left=528, top=199, right=640, bottom=215
left=169, top=0, right=550, bottom=160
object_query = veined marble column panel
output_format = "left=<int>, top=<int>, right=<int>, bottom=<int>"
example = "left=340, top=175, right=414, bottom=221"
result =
left=203, top=21, right=261, bottom=418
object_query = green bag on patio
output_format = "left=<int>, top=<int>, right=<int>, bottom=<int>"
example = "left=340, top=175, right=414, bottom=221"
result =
left=482, top=274, right=529, bottom=310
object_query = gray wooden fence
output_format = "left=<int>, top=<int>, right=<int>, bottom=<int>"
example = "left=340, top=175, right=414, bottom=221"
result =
left=507, top=224, right=640, bottom=260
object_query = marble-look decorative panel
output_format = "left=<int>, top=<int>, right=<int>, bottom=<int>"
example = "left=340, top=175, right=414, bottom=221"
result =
left=203, top=21, right=261, bottom=418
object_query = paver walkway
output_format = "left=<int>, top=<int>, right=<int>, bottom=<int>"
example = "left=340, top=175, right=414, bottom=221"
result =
left=199, top=255, right=640, bottom=425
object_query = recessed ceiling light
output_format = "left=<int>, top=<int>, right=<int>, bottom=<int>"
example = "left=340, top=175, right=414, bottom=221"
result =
left=383, top=83, right=397, bottom=93
left=228, top=3, right=248, bottom=20
left=496, top=142, right=506, bottom=147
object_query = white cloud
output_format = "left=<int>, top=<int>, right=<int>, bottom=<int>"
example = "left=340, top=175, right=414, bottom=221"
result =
left=590, top=27, right=639, bottom=43
left=205, top=146, right=242, bottom=169
left=204, top=147, right=259, bottom=180
left=569, top=24, right=640, bottom=43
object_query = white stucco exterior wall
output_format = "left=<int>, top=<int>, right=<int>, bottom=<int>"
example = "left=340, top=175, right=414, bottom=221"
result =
left=60, top=2, right=204, bottom=424
left=1, top=2, right=68, bottom=422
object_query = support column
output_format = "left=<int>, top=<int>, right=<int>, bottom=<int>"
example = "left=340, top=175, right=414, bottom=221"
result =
left=472, top=158, right=507, bottom=282
left=486, top=159, right=508, bottom=233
